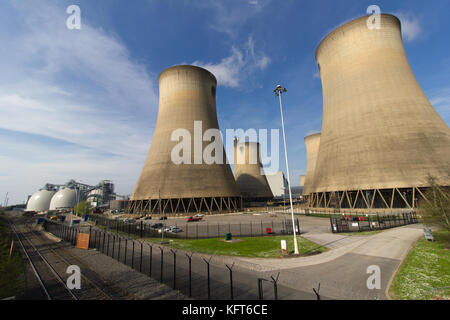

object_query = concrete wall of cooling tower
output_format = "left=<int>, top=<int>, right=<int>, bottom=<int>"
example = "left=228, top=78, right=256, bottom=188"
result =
left=131, top=65, right=239, bottom=200
left=234, top=141, right=273, bottom=200
left=311, top=14, right=450, bottom=193
left=302, top=133, right=321, bottom=195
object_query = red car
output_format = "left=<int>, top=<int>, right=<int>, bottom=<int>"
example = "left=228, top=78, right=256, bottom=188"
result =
left=186, top=216, right=202, bottom=222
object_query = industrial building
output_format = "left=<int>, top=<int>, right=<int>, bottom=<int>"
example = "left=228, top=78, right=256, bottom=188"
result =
left=234, top=140, right=273, bottom=202
left=129, top=65, right=240, bottom=215
left=304, top=14, right=450, bottom=209
left=25, top=180, right=117, bottom=212
left=266, top=171, right=288, bottom=200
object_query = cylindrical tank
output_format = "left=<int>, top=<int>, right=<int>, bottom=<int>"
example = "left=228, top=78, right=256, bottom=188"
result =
left=234, top=141, right=273, bottom=200
left=49, top=188, right=78, bottom=210
left=303, top=133, right=321, bottom=195
left=26, top=189, right=56, bottom=212
left=312, top=14, right=450, bottom=194
left=131, top=65, right=239, bottom=210
left=87, top=189, right=103, bottom=206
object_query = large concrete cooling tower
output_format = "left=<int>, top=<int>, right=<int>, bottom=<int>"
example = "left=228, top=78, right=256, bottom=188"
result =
left=234, top=140, right=274, bottom=201
left=302, top=133, right=321, bottom=197
left=309, top=14, right=450, bottom=209
left=130, top=65, right=240, bottom=214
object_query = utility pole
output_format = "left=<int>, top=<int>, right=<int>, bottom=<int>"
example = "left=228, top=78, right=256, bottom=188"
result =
left=274, top=85, right=299, bottom=255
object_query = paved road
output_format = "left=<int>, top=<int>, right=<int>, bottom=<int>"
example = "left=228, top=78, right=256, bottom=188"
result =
left=46, top=213, right=424, bottom=300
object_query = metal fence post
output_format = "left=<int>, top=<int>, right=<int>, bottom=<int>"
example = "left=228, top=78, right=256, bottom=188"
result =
left=225, top=263, right=235, bottom=300
left=124, top=239, right=128, bottom=264
left=118, top=237, right=121, bottom=261
left=112, top=235, right=116, bottom=259
left=148, top=244, right=153, bottom=277
left=271, top=273, right=280, bottom=300
left=258, top=278, right=265, bottom=300
left=203, top=257, right=212, bottom=300
left=140, top=242, right=143, bottom=272
left=250, top=221, right=253, bottom=237
left=159, top=247, right=164, bottom=282
left=140, top=221, right=143, bottom=238
left=171, top=249, right=177, bottom=289
left=313, top=283, right=321, bottom=300
left=107, top=233, right=110, bottom=256
left=186, top=253, right=193, bottom=297
left=89, top=226, right=92, bottom=249
left=132, top=240, right=135, bottom=269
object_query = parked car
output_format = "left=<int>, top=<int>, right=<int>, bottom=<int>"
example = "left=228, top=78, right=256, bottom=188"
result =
left=144, top=216, right=152, bottom=220
left=194, top=213, right=204, bottom=218
left=151, top=223, right=164, bottom=229
left=159, top=216, right=167, bottom=220
left=186, top=216, right=202, bottom=222
left=170, top=227, right=182, bottom=233
left=124, top=218, right=135, bottom=224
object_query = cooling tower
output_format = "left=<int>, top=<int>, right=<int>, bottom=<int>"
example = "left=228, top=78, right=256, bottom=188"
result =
left=299, top=175, right=305, bottom=188
left=234, top=141, right=274, bottom=201
left=309, top=14, right=450, bottom=209
left=130, top=65, right=240, bottom=214
left=302, top=133, right=321, bottom=196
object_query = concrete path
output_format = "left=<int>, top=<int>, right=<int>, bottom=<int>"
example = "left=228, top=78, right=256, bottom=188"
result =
left=232, top=224, right=424, bottom=299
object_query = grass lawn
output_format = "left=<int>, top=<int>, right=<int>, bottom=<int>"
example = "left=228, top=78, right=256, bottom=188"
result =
left=390, top=229, right=450, bottom=300
left=0, top=211, right=24, bottom=299
left=142, top=235, right=327, bottom=258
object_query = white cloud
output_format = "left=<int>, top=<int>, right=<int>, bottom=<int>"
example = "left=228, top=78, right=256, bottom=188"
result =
left=395, top=12, right=421, bottom=42
left=192, top=35, right=271, bottom=88
left=196, top=0, right=270, bottom=36
left=0, top=1, right=158, bottom=204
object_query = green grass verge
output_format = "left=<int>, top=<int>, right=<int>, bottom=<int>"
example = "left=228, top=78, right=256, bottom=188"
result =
left=390, top=229, right=450, bottom=300
left=142, top=235, right=327, bottom=258
left=90, top=222, right=327, bottom=258
left=0, top=211, right=24, bottom=299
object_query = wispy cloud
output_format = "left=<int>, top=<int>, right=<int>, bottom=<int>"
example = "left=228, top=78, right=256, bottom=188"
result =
left=195, top=0, right=270, bottom=37
left=0, top=1, right=158, bottom=203
left=395, top=12, right=421, bottom=42
left=192, top=35, right=271, bottom=88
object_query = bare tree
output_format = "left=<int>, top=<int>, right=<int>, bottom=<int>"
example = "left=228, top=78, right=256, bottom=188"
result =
left=418, top=175, right=450, bottom=230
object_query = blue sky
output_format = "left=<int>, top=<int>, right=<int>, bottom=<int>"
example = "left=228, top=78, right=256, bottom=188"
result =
left=1, top=0, right=449, bottom=204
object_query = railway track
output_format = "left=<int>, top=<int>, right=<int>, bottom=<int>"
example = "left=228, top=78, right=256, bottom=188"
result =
left=11, top=222, right=114, bottom=300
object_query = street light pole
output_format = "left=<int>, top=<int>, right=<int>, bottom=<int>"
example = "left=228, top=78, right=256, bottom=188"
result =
left=274, top=85, right=299, bottom=255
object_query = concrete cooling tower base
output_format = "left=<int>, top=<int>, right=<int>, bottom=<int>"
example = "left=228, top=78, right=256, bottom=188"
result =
left=126, top=197, right=239, bottom=215
left=307, top=187, right=431, bottom=210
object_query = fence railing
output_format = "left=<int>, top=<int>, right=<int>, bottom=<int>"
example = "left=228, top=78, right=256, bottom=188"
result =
left=84, top=214, right=300, bottom=240
left=330, top=212, right=418, bottom=233
left=43, top=219, right=307, bottom=300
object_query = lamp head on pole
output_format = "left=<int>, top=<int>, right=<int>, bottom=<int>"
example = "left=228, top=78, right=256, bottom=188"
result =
left=274, top=85, right=287, bottom=96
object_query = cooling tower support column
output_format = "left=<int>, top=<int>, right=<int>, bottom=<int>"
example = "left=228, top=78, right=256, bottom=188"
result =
left=129, top=65, right=240, bottom=215
left=308, top=14, right=450, bottom=210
